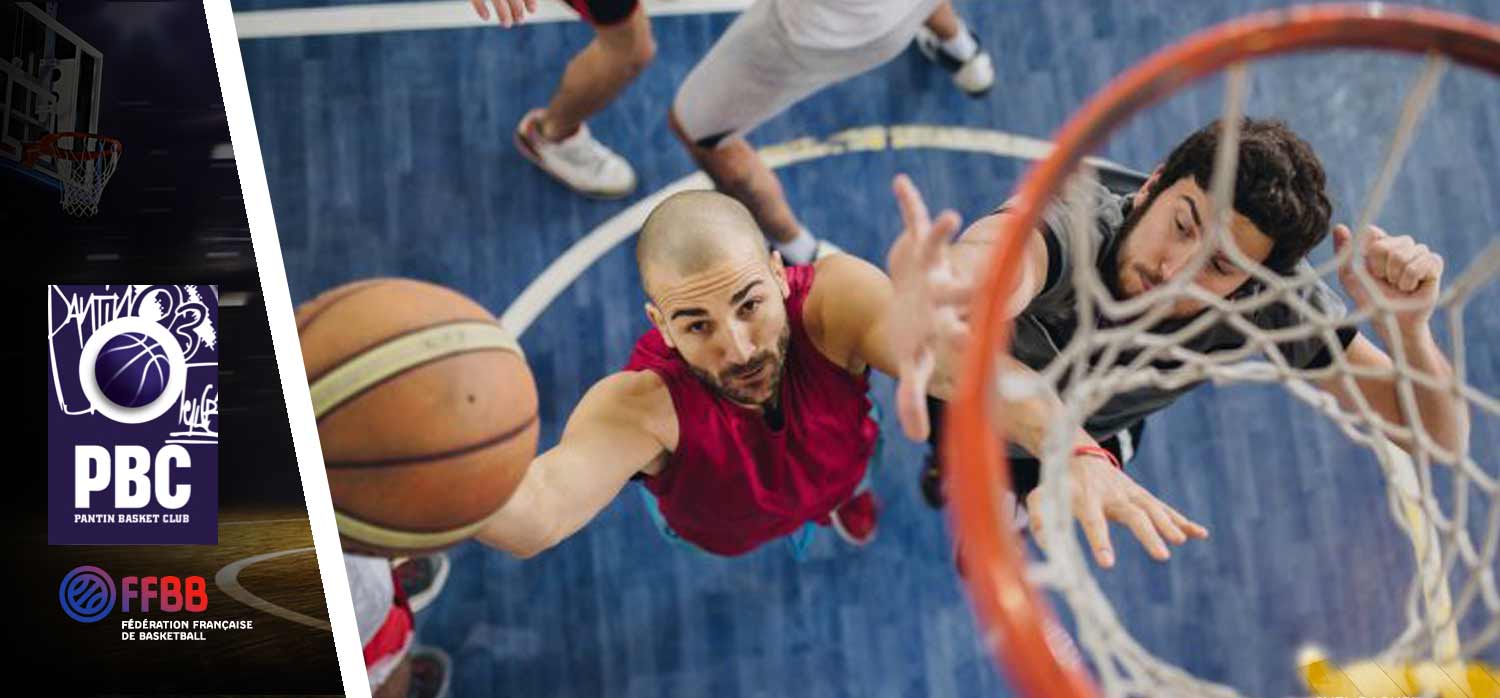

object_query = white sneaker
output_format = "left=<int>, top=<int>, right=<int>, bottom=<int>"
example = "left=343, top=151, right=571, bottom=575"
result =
left=515, top=108, right=637, bottom=199
left=915, top=27, right=995, bottom=98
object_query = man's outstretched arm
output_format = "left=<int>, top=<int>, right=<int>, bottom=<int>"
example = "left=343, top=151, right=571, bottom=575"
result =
left=477, top=371, right=670, bottom=558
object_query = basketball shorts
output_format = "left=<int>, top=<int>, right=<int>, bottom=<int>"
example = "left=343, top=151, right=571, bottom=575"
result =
left=566, top=0, right=638, bottom=27
left=672, top=0, right=939, bottom=148
left=346, top=553, right=414, bottom=691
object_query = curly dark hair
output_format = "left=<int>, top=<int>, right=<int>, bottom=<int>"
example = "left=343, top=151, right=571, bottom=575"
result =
left=1144, top=117, right=1332, bottom=273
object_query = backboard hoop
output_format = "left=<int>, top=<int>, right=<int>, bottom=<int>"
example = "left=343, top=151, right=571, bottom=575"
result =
left=24, top=131, right=121, bottom=217
left=947, top=5, right=1500, bottom=697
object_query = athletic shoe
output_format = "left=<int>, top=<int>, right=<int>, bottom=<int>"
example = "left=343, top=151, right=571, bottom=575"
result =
left=514, top=108, right=637, bottom=199
left=830, top=489, right=879, bottom=546
left=394, top=553, right=450, bottom=615
left=406, top=645, right=452, bottom=698
left=914, top=27, right=996, bottom=97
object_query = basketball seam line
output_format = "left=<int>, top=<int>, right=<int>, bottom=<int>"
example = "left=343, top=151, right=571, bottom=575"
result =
left=295, top=278, right=389, bottom=333
left=313, top=344, right=524, bottom=425
left=305, top=317, right=511, bottom=386
left=324, top=411, right=537, bottom=470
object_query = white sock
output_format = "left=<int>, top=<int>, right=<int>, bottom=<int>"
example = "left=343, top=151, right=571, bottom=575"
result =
left=773, top=228, right=819, bottom=265
left=939, top=23, right=979, bottom=62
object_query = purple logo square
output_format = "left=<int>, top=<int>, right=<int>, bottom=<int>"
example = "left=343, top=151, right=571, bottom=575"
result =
left=47, top=285, right=219, bottom=545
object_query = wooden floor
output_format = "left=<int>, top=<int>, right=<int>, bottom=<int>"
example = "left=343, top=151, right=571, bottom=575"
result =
left=236, top=1, right=1500, bottom=695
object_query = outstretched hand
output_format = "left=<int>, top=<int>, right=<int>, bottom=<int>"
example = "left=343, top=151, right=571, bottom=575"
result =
left=886, top=174, right=972, bottom=440
left=1026, top=450, right=1209, bottom=568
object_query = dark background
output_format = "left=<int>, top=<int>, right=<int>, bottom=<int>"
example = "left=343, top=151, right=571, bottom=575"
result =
left=1, top=2, right=339, bottom=694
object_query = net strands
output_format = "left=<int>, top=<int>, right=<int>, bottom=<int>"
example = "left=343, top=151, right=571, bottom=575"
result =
left=27, top=132, right=121, bottom=217
left=943, top=6, right=1500, bottom=697
left=992, top=58, right=1499, bottom=698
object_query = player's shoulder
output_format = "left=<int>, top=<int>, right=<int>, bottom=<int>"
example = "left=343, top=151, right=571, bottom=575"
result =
left=806, top=253, right=889, bottom=324
left=580, top=370, right=678, bottom=451
left=589, top=369, right=672, bottom=413
left=810, top=251, right=884, bottom=289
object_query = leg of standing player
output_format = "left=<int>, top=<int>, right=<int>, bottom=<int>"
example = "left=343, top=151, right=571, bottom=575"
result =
left=514, top=0, right=653, bottom=198
left=669, top=0, right=991, bottom=264
left=917, top=0, right=996, bottom=96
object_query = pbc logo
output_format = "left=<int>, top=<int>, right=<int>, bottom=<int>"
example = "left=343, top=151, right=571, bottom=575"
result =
left=47, top=286, right=219, bottom=545
left=59, top=566, right=208, bottom=623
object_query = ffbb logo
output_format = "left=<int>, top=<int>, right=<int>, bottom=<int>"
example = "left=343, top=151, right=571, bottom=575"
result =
left=59, top=566, right=208, bottom=623
left=47, top=286, right=219, bottom=545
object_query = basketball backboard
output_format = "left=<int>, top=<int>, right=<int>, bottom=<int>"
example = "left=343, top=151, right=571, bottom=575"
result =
left=0, top=2, right=102, bottom=187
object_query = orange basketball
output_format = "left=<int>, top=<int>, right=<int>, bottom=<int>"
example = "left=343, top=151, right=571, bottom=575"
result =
left=295, top=278, right=538, bottom=556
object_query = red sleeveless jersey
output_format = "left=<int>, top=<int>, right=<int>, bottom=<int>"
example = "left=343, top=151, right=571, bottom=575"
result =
left=623, top=265, right=878, bottom=555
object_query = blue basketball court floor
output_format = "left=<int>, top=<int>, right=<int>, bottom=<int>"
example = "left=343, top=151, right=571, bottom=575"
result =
left=234, top=1, right=1500, bottom=695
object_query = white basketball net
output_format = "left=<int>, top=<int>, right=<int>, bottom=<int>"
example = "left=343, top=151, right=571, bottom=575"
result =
left=49, top=134, right=120, bottom=218
left=1008, top=58, right=1500, bottom=696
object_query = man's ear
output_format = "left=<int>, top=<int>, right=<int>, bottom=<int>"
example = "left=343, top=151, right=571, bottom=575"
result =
left=769, top=251, right=791, bottom=299
left=644, top=302, right=675, bottom=349
left=1136, top=167, right=1163, bottom=208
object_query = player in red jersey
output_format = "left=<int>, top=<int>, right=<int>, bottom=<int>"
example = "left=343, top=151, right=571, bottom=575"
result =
left=476, top=179, right=1189, bottom=558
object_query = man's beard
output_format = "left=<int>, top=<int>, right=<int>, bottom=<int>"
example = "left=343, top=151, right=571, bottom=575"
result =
left=689, top=324, right=792, bottom=409
left=1100, top=193, right=1195, bottom=333
left=1103, top=193, right=1147, bottom=303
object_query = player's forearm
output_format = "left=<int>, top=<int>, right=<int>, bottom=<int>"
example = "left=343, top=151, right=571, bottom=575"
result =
left=474, top=458, right=564, bottom=559
left=993, top=354, right=1098, bottom=457
left=1383, top=322, right=1469, bottom=458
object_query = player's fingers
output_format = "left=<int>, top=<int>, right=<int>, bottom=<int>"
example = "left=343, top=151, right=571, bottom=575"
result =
left=1166, top=505, right=1209, bottom=539
left=1381, top=238, right=1418, bottom=286
left=893, top=175, right=932, bottom=240
left=524, top=0, right=538, bottom=12
left=924, top=210, right=962, bottom=262
left=493, top=0, right=514, bottom=26
left=1077, top=494, right=1115, bottom=568
left=507, top=0, right=528, bottom=23
left=1140, top=499, right=1187, bottom=545
left=896, top=354, right=934, bottom=441
left=1398, top=247, right=1438, bottom=292
left=470, top=0, right=491, bottom=20
left=1116, top=504, right=1170, bottom=560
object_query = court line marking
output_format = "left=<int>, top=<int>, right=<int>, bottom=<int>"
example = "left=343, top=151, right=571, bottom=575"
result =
left=500, top=123, right=1132, bottom=336
left=208, top=0, right=373, bottom=691
left=235, top=0, right=752, bottom=39
left=215, top=546, right=333, bottom=631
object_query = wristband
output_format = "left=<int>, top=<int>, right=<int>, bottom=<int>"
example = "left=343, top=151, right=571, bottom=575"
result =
left=1073, top=445, right=1122, bottom=470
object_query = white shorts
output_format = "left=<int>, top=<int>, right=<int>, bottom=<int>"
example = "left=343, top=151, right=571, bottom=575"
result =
left=346, top=553, right=413, bottom=692
left=673, top=0, right=939, bottom=146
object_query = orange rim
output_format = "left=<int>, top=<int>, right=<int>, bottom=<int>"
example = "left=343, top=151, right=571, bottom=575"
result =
left=22, top=131, right=122, bottom=165
left=945, top=5, right=1500, bottom=697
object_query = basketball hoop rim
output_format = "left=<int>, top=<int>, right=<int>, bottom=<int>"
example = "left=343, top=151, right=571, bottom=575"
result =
left=945, top=5, right=1500, bottom=697
left=22, top=131, right=123, bottom=165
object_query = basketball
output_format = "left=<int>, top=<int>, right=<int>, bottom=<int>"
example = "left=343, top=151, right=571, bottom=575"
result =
left=296, top=278, right=539, bottom=557
left=95, top=331, right=170, bottom=408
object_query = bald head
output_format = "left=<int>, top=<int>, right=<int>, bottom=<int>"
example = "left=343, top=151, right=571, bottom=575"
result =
left=637, top=190, right=769, bottom=300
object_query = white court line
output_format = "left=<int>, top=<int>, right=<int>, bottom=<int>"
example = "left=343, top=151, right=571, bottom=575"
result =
left=501, top=124, right=1134, bottom=336
left=235, top=0, right=752, bottom=39
left=204, top=1, right=367, bottom=694
left=215, top=546, right=333, bottom=631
